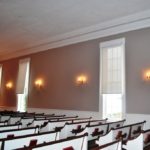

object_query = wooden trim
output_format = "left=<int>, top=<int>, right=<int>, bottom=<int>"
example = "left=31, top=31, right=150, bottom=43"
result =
left=112, top=121, right=146, bottom=130
left=143, top=129, right=150, bottom=133
left=86, top=123, right=109, bottom=128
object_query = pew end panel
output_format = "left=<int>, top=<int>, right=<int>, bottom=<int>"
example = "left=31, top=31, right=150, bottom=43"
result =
left=107, top=119, right=126, bottom=132
left=32, top=134, right=88, bottom=150
left=123, top=133, right=143, bottom=150
left=96, top=130, right=113, bottom=146
left=143, top=129, right=150, bottom=148
left=59, top=122, right=87, bottom=139
left=130, top=121, right=145, bottom=139
left=77, top=124, right=108, bottom=141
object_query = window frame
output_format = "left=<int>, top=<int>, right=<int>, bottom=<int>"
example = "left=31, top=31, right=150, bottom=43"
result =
left=0, top=64, right=2, bottom=89
left=99, top=38, right=126, bottom=120
left=17, top=58, right=30, bottom=112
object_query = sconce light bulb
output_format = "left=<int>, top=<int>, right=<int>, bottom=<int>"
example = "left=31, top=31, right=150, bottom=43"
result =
left=35, top=79, right=43, bottom=88
left=6, top=82, right=13, bottom=89
left=146, top=72, right=150, bottom=79
left=76, top=75, right=87, bottom=85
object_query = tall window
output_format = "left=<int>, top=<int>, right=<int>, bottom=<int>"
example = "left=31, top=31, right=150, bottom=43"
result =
left=0, top=64, right=2, bottom=88
left=100, top=38, right=125, bottom=120
left=16, top=58, right=30, bottom=112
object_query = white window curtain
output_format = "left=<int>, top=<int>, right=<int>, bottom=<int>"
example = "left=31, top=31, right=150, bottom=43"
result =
left=0, top=64, right=2, bottom=88
left=16, top=58, right=30, bottom=94
left=16, top=58, right=30, bottom=112
left=100, top=39, right=125, bottom=94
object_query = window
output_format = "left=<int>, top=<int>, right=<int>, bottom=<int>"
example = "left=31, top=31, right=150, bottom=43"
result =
left=0, top=64, right=2, bottom=88
left=100, top=38, right=125, bottom=120
left=16, top=58, right=30, bottom=112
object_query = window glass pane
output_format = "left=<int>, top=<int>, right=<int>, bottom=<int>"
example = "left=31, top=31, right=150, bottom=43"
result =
left=0, top=65, right=2, bottom=88
left=103, top=94, right=122, bottom=120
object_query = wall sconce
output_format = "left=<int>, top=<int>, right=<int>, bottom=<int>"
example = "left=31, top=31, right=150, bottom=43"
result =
left=76, top=75, right=88, bottom=85
left=6, top=81, right=13, bottom=89
left=34, top=78, right=43, bottom=89
left=144, top=70, right=150, bottom=81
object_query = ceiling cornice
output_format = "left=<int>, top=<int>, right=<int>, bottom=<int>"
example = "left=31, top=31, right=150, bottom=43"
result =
left=1, top=9, right=150, bottom=61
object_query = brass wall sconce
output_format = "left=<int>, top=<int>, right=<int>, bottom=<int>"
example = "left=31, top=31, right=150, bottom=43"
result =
left=144, top=70, right=150, bottom=81
left=34, top=78, right=44, bottom=89
left=6, top=81, right=13, bottom=89
left=76, top=75, right=88, bottom=85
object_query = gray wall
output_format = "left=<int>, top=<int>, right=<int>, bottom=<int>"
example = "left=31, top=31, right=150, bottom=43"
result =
left=0, top=27, right=150, bottom=113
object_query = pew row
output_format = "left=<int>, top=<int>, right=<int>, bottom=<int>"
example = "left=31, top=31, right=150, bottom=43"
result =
left=17, top=133, right=88, bottom=150
left=0, top=126, right=39, bottom=139
left=40, top=118, right=107, bottom=133
left=59, top=119, right=107, bottom=139
left=0, top=131, right=59, bottom=150
left=19, top=118, right=34, bottom=128
left=27, top=116, right=79, bottom=128
left=122, top=129, right=150, bottom=150
left=96, top=121, right=146, bottom=148
left=76, top=119, right=125, bottom=141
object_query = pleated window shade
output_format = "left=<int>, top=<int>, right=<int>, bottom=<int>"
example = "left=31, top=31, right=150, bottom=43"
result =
left=16, top=58, right=30, bottom=94
left=0, top=64, right=2, bottom=88
left=100, top=39, right=125, bottom=94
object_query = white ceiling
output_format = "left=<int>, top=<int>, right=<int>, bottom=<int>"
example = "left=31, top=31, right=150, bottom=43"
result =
left=0, top=0, right=150, bottom=60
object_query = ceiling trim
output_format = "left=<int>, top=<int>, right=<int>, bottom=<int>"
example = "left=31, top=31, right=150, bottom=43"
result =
left=1, top=10, right=150, bottom=61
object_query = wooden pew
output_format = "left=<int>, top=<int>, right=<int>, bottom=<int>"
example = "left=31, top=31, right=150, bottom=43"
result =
left=16, top=133, right=88, bottom=150
left=88, top=118, right=108, bottom=126
left=1, top=131, right=59, bottom=150
left=122, top=128, right=150, bottom=150
left=8, top=116, right=22, bottom=124
left=107, top=119, right=126, bottom=132
left=72, top=117, right=92, bottom=123
left=40, top=119, right=73, bottom=133
left=76, top=119, right=125, bottom=141
left=143, top=129, right=150, bottom=149
left=39, top=117, right=105, bottom=133
left=34, top=114, right=66, bottom=120
left=77, top=124, right=108, bottom=141
left=96, top=121, right=146, bottom=147
left=0, top=126, right=39, bottom=139
left=27, top=118, right=49, bottom=128
left=59, top=118, right=109, bottom=139
left=48, top=115, right=78, bottom=121
left=27, top=116, right=78, bottom=128
left=19, top=117, right=34, bottom=128
left=0, top=115, right=11, bottom=122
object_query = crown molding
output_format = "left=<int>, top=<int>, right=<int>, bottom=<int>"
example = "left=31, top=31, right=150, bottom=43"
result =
left=1, top=10, right=150, bottom=61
